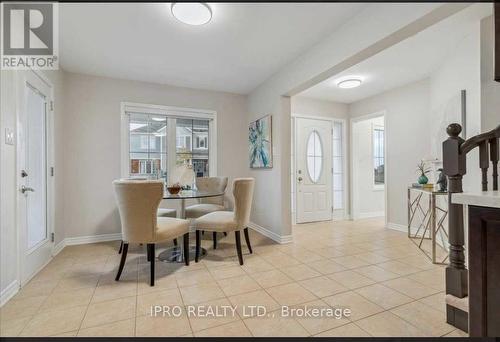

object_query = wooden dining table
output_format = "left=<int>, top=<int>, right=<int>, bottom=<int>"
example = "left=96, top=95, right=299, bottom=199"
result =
left=158, top=189, right=225, bottom=263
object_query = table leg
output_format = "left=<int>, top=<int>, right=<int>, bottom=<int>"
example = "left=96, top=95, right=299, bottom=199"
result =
left=431, top=193, right=436, bottom=263
left=408, top=188, right=411, bottom=238
left=158, top=198, right=207, bottom=263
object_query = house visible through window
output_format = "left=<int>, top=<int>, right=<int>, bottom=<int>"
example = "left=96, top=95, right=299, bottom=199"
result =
left=373, top=126, right=384, bottom=185
left=127, top=112, right=210, bottom=183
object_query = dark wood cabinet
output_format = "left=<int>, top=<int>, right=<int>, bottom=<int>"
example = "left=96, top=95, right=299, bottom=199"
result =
left=468, top=205, right=500, bottom=337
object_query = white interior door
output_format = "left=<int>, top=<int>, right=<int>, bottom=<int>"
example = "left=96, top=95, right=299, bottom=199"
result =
left=295, top=118, right=332, bottom=223
left=17, top=71, right=53, bottom=285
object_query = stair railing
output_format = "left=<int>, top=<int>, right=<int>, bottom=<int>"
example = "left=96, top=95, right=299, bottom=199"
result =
left=442, top=123, right=500, bottom=329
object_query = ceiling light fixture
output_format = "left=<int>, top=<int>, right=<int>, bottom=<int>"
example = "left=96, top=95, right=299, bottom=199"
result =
left=171, top=3, right=212, bottom=26
left=337, top=78, right=362, bottom=89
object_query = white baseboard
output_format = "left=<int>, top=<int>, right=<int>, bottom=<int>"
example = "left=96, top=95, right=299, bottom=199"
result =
left=52, top=239, right=66, bottom=256
left=248, top=222, right=293, bottom=244
left=386, top=222, right=408, bottom=233
left=64, top=233, right=122, bottom=246
left=51, top=233, right=122, bottom=257
left=0, top=280, right=19, bottom=307
left=353, top=211, right=385, bottom=220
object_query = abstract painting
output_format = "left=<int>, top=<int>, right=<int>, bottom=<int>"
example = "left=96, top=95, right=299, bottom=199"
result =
left=249, top=115, right=272, bottom=168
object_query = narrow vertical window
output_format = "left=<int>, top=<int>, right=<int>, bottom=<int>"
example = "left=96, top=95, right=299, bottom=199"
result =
left=373, top=126, right=385, bottom=186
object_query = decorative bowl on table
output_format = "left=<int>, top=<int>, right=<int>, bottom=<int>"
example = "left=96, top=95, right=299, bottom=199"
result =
left=167, top=185, right=182, bottom=195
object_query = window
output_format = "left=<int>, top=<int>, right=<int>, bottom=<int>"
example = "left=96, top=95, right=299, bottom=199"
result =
left=129, top=113, right=167, bottom=179
left=306, top=130, right=323, bottom=183
left=176, top=118, right=209, bottom=178
left=373, top=125, right=384, bottom=186
left=332, top=121, right=344, bottom=210
left=124, top=105, right=214, bottom=184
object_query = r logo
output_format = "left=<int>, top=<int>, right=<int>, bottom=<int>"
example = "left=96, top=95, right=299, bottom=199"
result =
left=2, top=3, right=53, bottom=55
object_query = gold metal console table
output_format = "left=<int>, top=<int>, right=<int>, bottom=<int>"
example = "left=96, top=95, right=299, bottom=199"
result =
left=407, top=187, right=449, bottom=264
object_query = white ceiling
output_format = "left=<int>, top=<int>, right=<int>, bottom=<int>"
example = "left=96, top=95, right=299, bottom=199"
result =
left=59, top=3, right=364, bottom=94
left=299, top=4, right=492, bottom=104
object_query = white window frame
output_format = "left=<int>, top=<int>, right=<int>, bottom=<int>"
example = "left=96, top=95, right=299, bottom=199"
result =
left=372, top=123, right=385, bottom=191
left=120, top=102, right=217, bottom=181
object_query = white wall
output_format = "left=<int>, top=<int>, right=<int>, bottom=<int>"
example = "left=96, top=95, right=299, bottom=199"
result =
left=349, top=79, right=431, bottom=227
left=61, top=72, right=248, bottom=239
left=481, top=15, right=500, bottom=132
left=352, top=116, right=385, bottom=218
left=246, top=4, right=466, bottom=240
left=291, top=96, right=348, bottom=119
left=429, top=20, right=482, bottom=193
left=1, top=71, right=19, bottom=299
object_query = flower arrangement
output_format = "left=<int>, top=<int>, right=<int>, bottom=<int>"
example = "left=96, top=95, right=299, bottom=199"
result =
left=416, top=160, right=431, bottom=184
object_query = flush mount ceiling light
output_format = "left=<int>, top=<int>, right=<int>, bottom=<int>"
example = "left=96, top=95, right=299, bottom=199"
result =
left=171, top=3, right=212, bottom=26
left=337, top=78, right=362, bottom=89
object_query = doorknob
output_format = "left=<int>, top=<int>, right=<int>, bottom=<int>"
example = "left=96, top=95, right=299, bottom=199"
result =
left=21, top=170, right=28, bottom=177
left=20, top=185, right=35, bottom=194
left=298, top=177, right=303, bottom=182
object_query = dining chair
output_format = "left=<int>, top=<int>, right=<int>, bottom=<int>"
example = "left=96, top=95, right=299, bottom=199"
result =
left=113, top=179, right=190, bottom=286
left=193, top=178, right=254, bottom=265
left=117, top=186, right=178, bottom=254
left=186, top=176, right=228, bottom=249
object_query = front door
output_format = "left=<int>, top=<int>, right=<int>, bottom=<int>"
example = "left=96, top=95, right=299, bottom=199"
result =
left=295, top=118, right=332, bottom=223
left=17, top=71, right=53, bottom=285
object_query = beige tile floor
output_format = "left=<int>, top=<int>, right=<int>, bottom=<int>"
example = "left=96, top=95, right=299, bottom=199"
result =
left=0, top=218, right=467, bottom=337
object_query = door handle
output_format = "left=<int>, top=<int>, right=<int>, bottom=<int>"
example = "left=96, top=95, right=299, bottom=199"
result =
left=20, top=185, right=35, bottom=194
left=298, top=177, right=303, bottom=182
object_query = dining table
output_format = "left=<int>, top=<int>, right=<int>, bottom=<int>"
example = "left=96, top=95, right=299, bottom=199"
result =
left=158, top=189, right=225, bottom=263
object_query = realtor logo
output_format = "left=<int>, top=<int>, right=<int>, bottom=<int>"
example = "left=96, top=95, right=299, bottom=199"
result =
left=1, top=2, right=58, bottom=69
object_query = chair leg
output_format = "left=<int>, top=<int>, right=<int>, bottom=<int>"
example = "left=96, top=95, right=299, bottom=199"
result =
left=183, top=233, right=190, bottom=266
left=213, top=232, right=217, bottom=250
left=115, top=243, right=128, bottom=281
left=195, top=230, right=201, bottom=263
left=118, top=240, right=123, bottom=254
left=244, top=227, right=253, bottom=254
left=147, top=243, right=155, bottom=286
left=235, top=231, right=244, bottom=265
left=173, top=238, right=178, bottom=246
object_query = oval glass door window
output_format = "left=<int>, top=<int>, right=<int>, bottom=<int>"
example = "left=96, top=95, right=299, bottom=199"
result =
left=306, top=130, right=323, bottom=183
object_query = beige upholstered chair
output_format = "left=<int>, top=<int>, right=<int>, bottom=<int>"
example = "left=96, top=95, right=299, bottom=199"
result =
left=157, top=208, right=177, bottom=217
left=193, top=178, right=254, bottom=265
left=186, top=177, right=228, bottom=248
left=117, top=187, right=178, bottom=253
left=113, top=180, right=190, bottom=286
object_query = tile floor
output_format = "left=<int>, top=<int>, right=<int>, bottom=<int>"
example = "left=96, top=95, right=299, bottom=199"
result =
left=0, top=218, right=468, bottom=337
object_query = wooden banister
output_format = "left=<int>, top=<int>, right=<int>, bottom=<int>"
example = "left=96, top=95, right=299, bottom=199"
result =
left=490, top=137, right=499, bottom=191
left=443, top=123, right=500, bottom=332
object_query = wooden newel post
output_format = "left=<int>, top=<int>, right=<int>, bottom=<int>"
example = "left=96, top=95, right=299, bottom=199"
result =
left=443, top=123, right=468, bottom=327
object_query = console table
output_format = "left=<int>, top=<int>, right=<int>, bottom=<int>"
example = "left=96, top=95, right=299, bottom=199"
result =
left=453, top=191, right=500, bottom=337
left=407, top=187, right=449, bottom=264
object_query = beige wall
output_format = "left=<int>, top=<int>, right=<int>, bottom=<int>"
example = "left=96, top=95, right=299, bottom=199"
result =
left=61, top=72, right=248, bottom=239
left=349, top=79, right=431, bottom=227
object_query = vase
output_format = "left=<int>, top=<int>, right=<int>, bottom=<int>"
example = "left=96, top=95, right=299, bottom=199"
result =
left=418, top=174, right=429, bottom=185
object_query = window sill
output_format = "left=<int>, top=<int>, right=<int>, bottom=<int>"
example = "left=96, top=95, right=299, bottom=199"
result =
left=373, top=184, right=385, bottom=191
